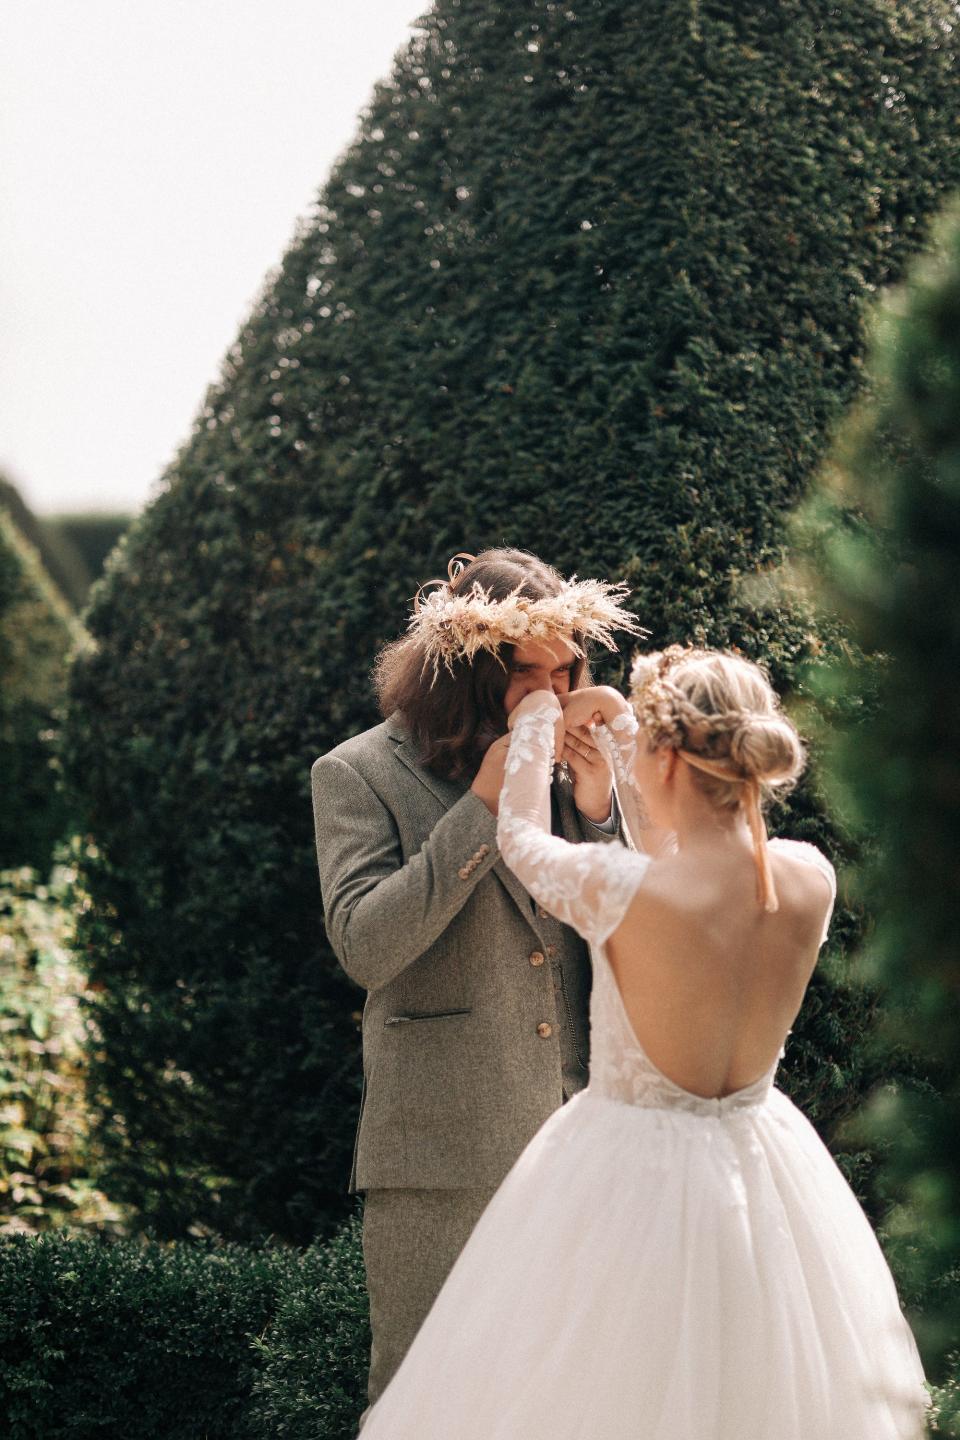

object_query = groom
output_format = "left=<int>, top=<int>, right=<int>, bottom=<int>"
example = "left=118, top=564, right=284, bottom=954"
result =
left=311, top=548, right=638, bottom=1414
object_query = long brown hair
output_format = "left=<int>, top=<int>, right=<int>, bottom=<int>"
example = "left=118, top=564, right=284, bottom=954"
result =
left=375, top=548, right=589, bottom=779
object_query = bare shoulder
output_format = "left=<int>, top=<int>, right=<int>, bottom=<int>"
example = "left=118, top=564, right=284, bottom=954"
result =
left=620, top=837, right=836, bottom=930
left=767, top=839, right=838, bottom=948
left=768, top=838, right=837, bottom=903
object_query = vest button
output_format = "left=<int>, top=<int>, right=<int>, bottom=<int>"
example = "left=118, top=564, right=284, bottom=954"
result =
left=536, top=1022, right=553, bottom=1039
left=529, top=950, right=545, bottom=967
left=545, top=944, right=557, bottom=958
left=536, top=905, right=549, bottom=918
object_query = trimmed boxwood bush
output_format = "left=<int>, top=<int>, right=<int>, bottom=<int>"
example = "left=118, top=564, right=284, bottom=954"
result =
left=49, top=512, right=132, bottom=597
left=0, top=478, right=91, bottom=614
left=63, top=0, right=960, bottom=1242
left=249, top=1214, right=369, bottom=1440
left=0, top=1231, right=291, bottom=1439
left=0, top=1217, right=368, bottom=1440
left=797, top=199, right=960, bottom=1382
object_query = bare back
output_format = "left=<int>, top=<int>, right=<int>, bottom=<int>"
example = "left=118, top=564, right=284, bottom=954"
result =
left=606, top=838, right=836, bottom=1099
left=495, top=695, right=838, bottom=1103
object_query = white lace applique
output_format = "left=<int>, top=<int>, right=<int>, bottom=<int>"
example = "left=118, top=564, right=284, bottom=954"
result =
left=496, top=696, right=649, bottom=948
left=592, top=709, right=657, bottom=853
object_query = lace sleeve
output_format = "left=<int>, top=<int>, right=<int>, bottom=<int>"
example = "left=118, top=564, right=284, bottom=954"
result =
left=591, top=709, right=652, bottom=853
left=496, top=694, right=650, bottom=947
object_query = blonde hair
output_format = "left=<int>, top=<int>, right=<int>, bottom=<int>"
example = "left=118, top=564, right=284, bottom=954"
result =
left=628, top=646, right=805, bottom=910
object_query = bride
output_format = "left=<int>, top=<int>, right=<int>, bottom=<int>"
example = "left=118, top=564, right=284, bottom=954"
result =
left=356, top=641, right=928, bottom=1439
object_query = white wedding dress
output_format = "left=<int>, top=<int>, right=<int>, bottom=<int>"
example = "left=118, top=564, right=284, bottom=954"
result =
left=357, top=701, right=928, bottom=1440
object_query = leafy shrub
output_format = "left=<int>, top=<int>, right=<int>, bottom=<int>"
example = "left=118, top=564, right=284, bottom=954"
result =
left=249, top=1213, right=369, bottom=1440
left=931, top=1358, right=960, bottom=1438
left=0, top=477, right=91, bottom=613
left=48, top=512, right=132, bottom=594
left=0, top=509, right=81, bottom=871
left=0, top=863, right=126, bottom=1235
left=0, top=1219, right=367, bottom=1440
left=796, top=199, right=960, bottom=1379
left=63, top=0, right=960, bottom=1241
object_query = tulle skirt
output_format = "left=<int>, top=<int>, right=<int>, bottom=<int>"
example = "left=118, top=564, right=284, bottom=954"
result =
left=358, top=1087, right=928, bottom=1440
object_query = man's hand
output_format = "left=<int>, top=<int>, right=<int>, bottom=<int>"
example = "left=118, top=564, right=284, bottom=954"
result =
left=469, top=733, right=512, bottom=816
left=562, top=721, right=614, bottom=823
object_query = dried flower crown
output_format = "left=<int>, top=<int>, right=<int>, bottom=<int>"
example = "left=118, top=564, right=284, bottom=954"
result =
left=409, top=553, right=646, bottom=681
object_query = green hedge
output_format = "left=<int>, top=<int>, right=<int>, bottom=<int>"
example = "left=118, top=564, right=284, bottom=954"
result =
left=63, top=0, right=960, bottom=1241
left=0, top=508, right=81, bottom=872
left=0, top=479, right=91, bottom=614
left=47, top=513, right=132, bottom=595
left=797, top=198, right=960, bottom=1385
left=249, top=1216, right=370, bottom=1439
left=0, top=1217, right=368, bottom=1440
left=0, top=864, right=127, bottom=1235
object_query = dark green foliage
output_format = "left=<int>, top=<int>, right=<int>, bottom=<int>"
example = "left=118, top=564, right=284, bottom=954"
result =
left=932, top=1365, right=960, bottom=1438
left=0, top=1219, right=367, bottom=1440
left=797, top=200, right=960, bottom=1384
left=50, top=512, right=132, bottom=592
left=0, top=509, right=80, bottom=871
left=0, top=478, right=92, bottom=612
left=249, top=1213, right=369, bottom=1439
left=64, top=0, right=960, bottom=1240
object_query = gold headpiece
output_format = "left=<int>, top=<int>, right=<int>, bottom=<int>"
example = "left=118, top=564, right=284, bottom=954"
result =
left=409, top=554, right=646, bottom=681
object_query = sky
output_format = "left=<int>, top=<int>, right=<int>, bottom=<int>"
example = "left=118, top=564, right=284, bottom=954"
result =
left=1, top=1, right=426, bottom=517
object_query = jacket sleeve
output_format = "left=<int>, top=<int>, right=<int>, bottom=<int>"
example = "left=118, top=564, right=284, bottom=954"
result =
left=312, top=752, right=500, bottom=991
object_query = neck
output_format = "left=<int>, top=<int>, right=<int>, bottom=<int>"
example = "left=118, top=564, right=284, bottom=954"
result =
left=670, top=799, right=753, bottom=854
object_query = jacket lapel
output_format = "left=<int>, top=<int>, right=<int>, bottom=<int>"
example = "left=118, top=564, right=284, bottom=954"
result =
left=386, top=713, right=539, bottom=923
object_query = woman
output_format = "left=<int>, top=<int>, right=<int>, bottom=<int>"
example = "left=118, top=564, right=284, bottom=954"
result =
left=356, top=642, right=928, bottom=1439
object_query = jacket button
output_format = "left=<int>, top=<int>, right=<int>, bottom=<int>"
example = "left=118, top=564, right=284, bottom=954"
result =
left=458, top=866, right=471, bottom=880
left=478, top=843, right=490, bottom=856
left=529, top=950, right=545, bottom=967
left=536, top=1022, right=553, bottom=1039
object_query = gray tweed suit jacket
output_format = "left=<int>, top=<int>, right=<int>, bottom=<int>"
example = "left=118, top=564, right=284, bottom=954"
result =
left=311, top=713, right=619, bottom=1193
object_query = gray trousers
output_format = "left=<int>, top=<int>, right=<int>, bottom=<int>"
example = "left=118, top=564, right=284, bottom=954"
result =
left=360, top=1186, right=499, bottom=1419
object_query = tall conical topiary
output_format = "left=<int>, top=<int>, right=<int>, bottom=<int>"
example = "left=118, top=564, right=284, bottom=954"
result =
left=797, top=200, right=960, bottom=1386
left=64, top=0, right=960, bottom=1242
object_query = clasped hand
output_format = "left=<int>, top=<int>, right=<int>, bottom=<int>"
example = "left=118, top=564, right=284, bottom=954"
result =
left=503, top=689, right=614, bottom=825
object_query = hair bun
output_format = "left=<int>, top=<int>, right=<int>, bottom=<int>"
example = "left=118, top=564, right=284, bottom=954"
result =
left=729, top=714, right=804, bottom=784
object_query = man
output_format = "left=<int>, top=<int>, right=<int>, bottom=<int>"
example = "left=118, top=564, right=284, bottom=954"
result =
left=311, top=548, right=640, bottom=1416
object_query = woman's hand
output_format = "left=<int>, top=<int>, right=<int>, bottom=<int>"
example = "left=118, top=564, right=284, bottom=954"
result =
left=557, top=685, right=629, bottom=732
left=506, top=688, right=563, bottom=729
left=506, top=689, right=565, bottom=764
